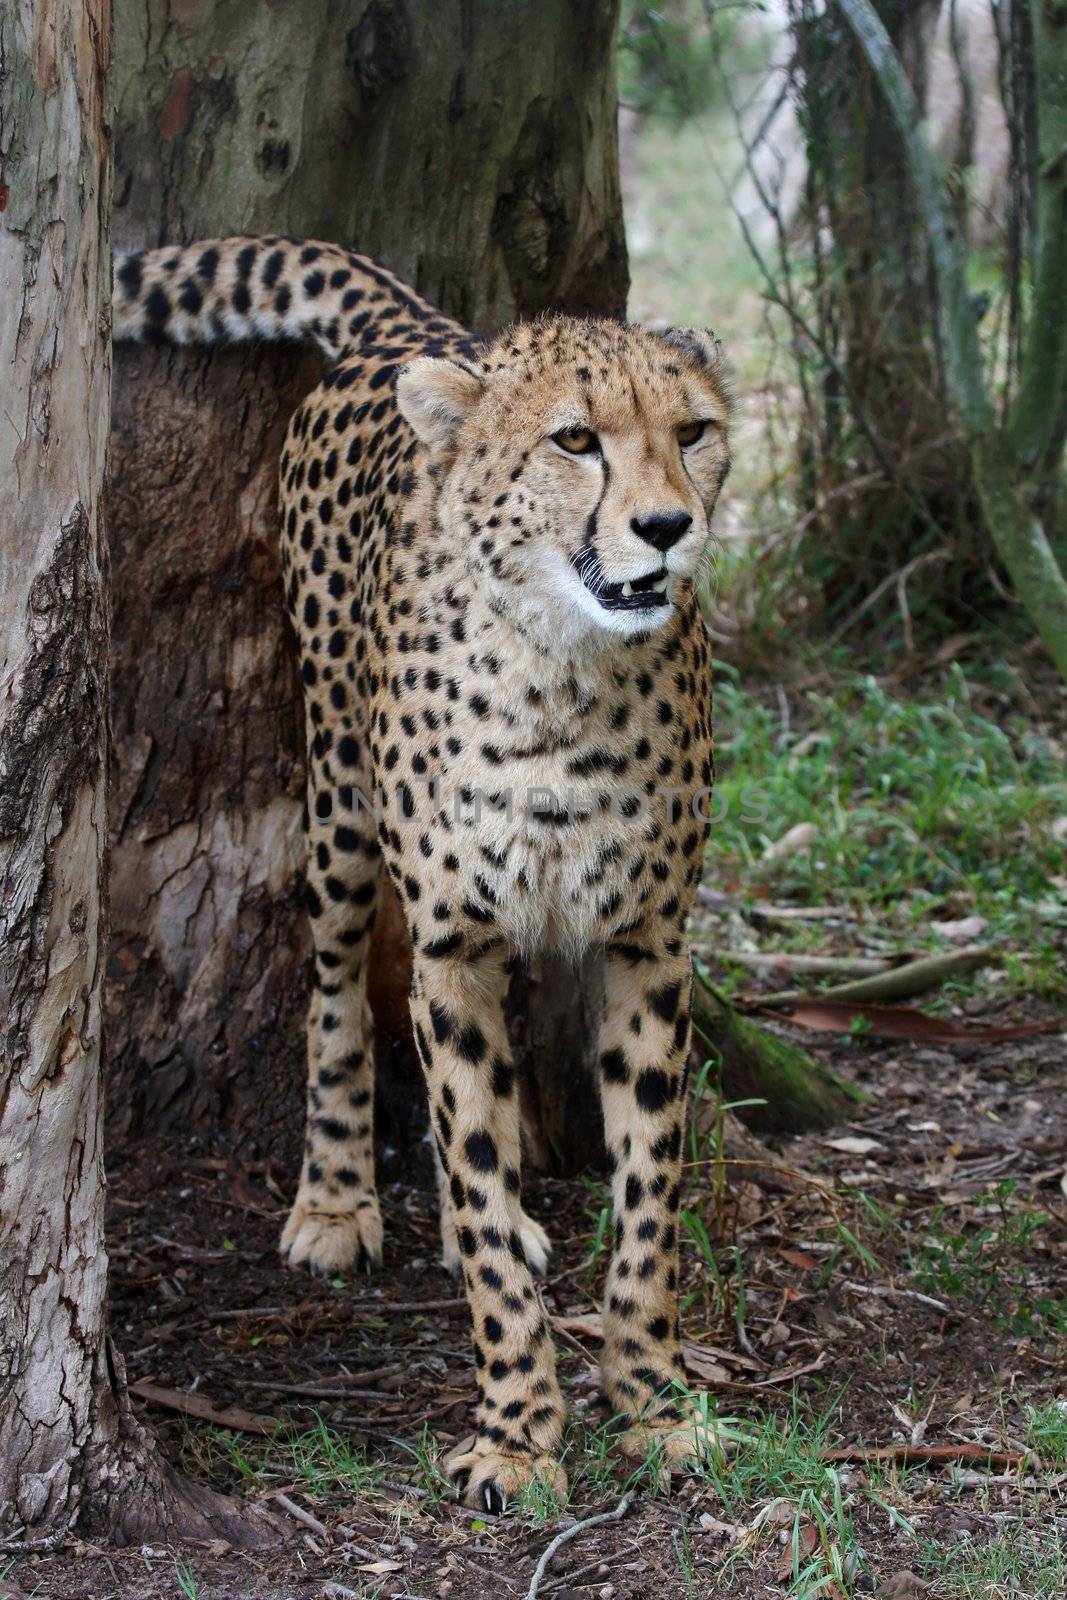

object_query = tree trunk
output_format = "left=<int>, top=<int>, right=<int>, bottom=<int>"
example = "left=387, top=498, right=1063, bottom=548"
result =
left=0, top=0, right=277, bottom=1548
left=788, top=0, right=976, bottom=623
left=106, top=0, right=627, bottom=1174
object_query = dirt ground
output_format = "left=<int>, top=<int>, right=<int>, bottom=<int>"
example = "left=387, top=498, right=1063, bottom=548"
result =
left=9, top=993, right=1067, bottom=1600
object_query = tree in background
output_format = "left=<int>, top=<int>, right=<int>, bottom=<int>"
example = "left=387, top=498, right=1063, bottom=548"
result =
left=835, top=0, right=1067, bottom=679
left=630, top=0, right=1067, bottom=672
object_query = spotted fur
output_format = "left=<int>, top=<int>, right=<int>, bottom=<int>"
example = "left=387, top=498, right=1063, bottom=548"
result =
left=114, top=236, right=733, bottom=1510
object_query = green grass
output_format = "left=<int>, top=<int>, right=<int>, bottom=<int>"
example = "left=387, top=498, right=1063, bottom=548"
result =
left=395, top=1422, right=452, bottom=1507
left=181, top=1414, right=382, bottom=1504
left=705, top=665, right=1067, bottom=996
left=919, top=1517, right=1066, bottom=1599
left=908, top=1183, right=1066, bottom=1338
left=174, top=1558, right=200, bottom=1599
left=1024, top=1401, right=1067, bottom=1467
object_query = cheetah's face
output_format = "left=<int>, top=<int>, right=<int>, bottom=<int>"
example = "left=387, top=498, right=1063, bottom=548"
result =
left=396, top=319, right=732, bottom=644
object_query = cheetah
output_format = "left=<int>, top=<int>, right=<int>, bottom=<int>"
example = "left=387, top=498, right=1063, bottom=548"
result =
left=113, top=236, right=732, bottom=1511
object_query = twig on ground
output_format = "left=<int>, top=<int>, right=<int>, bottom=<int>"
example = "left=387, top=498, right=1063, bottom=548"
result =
left=842, top=1281, right=950, bottom=1314
left=272, top=1492, right=329, bottom=1539
left=707, top=951, right=891, bottom=979
left=129, top=1379, right=278, bottom=1436
left=357, top=1296, right=467, bottom=1314
left=525, top=1491, right=636, bottom=1600
left=823, top=1442, right=1024, bottom=1471
left=754, top=946, right=991, bottom=1008
left=244, top=1371, right=401, bottom=1400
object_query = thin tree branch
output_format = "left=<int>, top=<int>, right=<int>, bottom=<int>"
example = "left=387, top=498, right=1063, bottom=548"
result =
left=525, top=1491, right=636, bottom=1600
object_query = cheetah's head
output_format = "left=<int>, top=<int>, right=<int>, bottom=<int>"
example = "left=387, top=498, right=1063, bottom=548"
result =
left=395, top=317, right=732, bottom=646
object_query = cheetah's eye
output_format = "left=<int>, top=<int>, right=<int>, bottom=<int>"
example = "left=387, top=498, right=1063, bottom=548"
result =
left=552, top=426, right=599, bottom=455
left=677, top=420, right=707, bottom=448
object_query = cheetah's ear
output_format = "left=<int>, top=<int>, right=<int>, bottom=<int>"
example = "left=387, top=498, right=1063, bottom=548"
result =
left=396, top=356, right=485, bottom=451
left=645, top=324, right=733, bottom=407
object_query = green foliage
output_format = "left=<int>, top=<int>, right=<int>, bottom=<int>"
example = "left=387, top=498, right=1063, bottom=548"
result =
left=909, top=1183, right=1066, bottom=1338
left=396, top=1423, right=452, bottom=1506
left=173, top=1559, right=200, bottom=1600
left=1024, top=1401, right=1067, bottom=1468
left=619, top=2, right=766, bottom=121
left=918, top=1517, right=1066, bottom=1599
left=181, top=1414, right=382, bottom=1504
left=708, top=665, right=1067, bottom=992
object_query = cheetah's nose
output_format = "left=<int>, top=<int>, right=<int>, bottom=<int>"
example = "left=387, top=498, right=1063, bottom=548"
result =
left=630, top=510, right=692, bottom=551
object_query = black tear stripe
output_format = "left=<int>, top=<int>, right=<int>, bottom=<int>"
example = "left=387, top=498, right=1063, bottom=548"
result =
left=583, top=455, right=611, bottom=561
left=571, top=457, right=611, bottom=596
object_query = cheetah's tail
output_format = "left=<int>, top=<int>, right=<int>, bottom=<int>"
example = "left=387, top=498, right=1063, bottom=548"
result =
left=112, top=235, right=433, bottom=363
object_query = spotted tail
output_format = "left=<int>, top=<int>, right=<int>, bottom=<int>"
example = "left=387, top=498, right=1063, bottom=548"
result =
left=112, top=235, right=456, bottom=362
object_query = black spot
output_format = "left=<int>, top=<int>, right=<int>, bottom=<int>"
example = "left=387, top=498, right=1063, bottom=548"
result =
left=600, top=1048, right=629, bottom=1084
left=465, top=1130, right=498, bottom=1173
left=650, top=982, right=682, bottom=1023
left=457, top=1021, right=487, bottom=1064
left=117, top=253, right=144, bottom=297
left=635, top=1068, right=672, bottom=1113
left=143, top=285, right=170, bottom=325
left=429, top=1001, right=454, bottom=1044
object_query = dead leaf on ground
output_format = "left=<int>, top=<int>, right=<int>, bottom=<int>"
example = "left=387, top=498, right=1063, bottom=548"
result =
left=880, top=1573, right=929, bottom=1598
left=776, top=1520, right=819, bottom=1580
left=825, top=1135, right=883, bottom=1155
left=773, top=1000, right=1065, bottom=1044
left=764, top=822, right=817, bottom=861
left=929, top=915, right=987, bottom=942
left=777, top=1248, right=819, bottom=1271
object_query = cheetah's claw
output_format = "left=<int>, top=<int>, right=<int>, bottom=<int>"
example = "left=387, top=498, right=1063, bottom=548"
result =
left=444, top=1437, right=568, bottom=1514
left=280, top=1198, right=383, bottom=1276
left=615, top=1407, right=735, bottom=1476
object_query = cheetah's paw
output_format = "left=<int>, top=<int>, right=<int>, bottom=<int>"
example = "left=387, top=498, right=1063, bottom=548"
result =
left=280, top=1198, right=383, bottom=1275
left=615, top=1407, right=735, bottom=1476
left=518, top=1210, right=551, bottom=1274
left=444, top=1438, right=567, bottom=1514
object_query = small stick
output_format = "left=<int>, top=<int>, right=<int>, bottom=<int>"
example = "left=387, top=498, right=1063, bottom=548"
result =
left=272, top=1491, right=329, bottom=1539
left=842, top=1280, right=950, bottom=1314
left=525, top=1491, right=636, bottom=1600
left=823, top=1443, right=1023, bottom=1471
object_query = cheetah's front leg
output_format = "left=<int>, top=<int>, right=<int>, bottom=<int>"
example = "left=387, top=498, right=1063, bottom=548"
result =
left=410, top=948, right=566, bottom=1512
left=596, top=943, right=719, bottom=1469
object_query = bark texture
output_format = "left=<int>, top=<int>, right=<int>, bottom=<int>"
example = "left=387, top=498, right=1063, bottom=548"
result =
left=107, top=0, right=627, bottom=1169
left=0, top=2, right=286, bottom=1546
left=0, top=0, right=116, bottom=1541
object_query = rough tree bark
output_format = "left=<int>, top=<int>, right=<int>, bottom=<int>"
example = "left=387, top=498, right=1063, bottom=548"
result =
left=106, top=0, right=628, bottom=1173
left=0, top=0, right=275, bottom=1547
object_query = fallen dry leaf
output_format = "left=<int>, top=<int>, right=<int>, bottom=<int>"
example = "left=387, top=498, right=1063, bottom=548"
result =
left=929, top=915, right=987, bottom=941
left=880, top=1573, right=929, bottom=1598
left=777, top=1248, right=819, bottom=1271
left=772, top=1000, right=1065, bottom=1044
left=825, top=1135, right=882, bottom=1156
left=764, top=822, right=817, bottom=861
left=776, top=1520, right=818, bottom=1580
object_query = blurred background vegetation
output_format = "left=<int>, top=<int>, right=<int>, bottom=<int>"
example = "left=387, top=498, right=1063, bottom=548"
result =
left=617, top=0, right=1066, bottom=1000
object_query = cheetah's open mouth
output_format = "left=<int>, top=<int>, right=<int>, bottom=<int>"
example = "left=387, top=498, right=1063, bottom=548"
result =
left=572, top=551, right=671, bottom=612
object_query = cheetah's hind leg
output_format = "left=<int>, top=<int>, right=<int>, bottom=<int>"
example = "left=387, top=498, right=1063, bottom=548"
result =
left=281, top=758, right=384, bottom=1276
